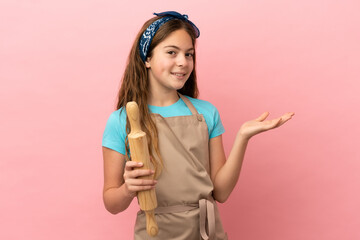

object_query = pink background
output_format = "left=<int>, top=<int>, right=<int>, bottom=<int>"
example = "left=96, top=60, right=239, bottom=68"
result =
left=1, top=0, right=359, bottom=239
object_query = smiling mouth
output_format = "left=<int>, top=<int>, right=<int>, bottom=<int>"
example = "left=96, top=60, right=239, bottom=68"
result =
left=171, top=72, right=186, bottom=77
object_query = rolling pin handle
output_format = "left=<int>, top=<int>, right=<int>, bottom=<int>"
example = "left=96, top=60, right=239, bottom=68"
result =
left=126, top=102, right=141, bottom=133
left=146, top=211, right=159, bottom=237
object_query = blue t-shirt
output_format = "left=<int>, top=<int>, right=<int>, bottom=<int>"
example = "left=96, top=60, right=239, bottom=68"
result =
left=102, top=96, right=225, bottom=155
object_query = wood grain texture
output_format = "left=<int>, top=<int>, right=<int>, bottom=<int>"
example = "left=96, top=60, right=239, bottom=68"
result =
left=126, top=102, right=158, bottom=237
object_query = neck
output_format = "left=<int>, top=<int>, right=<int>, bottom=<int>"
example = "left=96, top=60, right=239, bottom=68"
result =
left=148, top=90, right=179, bottom=107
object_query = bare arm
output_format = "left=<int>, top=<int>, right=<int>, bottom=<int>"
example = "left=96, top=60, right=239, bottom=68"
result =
left=102, top=147, right=156, bottom=214
left=210, top=112, right=294, bottom=203
left=210, top=134, right=248, bottom=203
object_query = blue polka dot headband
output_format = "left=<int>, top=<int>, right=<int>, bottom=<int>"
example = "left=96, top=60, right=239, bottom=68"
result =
left=139, top=11, right=200, bottom=62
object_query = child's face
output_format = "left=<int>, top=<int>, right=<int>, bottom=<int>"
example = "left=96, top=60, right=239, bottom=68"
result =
left=146, top=29, right=194, bottom=94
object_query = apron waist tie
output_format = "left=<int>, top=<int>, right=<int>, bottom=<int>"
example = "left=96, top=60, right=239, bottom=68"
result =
left=144, top=198, right=215, bottom=240
left=199, top=199, right=216, bottom=240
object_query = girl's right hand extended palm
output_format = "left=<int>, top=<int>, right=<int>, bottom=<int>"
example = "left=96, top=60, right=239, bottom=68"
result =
left=239, top=112, right=294, bottom=140
left=123, top=161, right=157, bottom=198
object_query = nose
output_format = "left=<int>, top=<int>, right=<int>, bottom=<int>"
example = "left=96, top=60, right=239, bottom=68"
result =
left=176, top=53, right=188, bottom=67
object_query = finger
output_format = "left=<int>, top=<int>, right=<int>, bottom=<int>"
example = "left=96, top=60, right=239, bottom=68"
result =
left=126, top=178, right=157, bottom=187
left=125, top=161, right=143, bottom=171
left=255, top=112, right=269, bottom=122
left=269, top=117, right=282, bottom=129
left=127, top=169, right=155, bottom=179
left=125, top=179, right=157, bottom=192
left=260, top=117, right=281, bottom=131
left=127, top=185, right=156, bottom=193
left=282, top=113, right=294, bottom=121
left=276, top=112, right=295, bottom=127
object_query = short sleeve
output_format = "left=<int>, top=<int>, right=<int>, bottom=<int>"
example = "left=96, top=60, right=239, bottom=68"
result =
left=209, top=105, right=225, bottom=139
left=186, top=97, right=225, bottom=139
left=102, top=109, right=127, bottom=155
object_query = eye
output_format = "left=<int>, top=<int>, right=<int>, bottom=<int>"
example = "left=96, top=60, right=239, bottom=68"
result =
left=186, top=52, right=194, bottom=58
left=167, top=51, right=176, bottom=55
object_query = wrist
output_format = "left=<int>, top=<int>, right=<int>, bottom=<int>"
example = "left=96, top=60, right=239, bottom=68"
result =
left=237, top=131, right=251, bottom=142
left=123, top=184, right=137, bottom=199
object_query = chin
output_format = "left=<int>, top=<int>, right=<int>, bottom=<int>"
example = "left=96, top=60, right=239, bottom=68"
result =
left=174, top=83, right=186, bottom=90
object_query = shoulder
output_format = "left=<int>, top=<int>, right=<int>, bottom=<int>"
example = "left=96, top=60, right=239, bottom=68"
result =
left=183, top=95, right=225, bottom=138
left=105, top=107, right=127, bottom=129
left=108, top=107, right=126, bottom=120
left=102, top=107, right=127, bottom=155
left=184, top=96, right=219, bottom=114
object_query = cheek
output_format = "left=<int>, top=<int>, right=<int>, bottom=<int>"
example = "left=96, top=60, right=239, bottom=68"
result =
left=187, top=60, right=194, bottom=73
left=154, top=59, right=172, bottom=73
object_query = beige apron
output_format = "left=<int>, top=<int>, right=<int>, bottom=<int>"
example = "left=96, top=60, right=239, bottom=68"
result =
left=134, top=94, right=228, bottom=240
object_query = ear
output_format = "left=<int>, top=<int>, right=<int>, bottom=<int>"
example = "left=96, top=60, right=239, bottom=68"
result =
left=145, top=57, right=151, bottom=68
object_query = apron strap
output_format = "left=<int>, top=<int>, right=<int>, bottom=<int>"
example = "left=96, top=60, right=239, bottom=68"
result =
left=178, top=93, right=199, bottom=116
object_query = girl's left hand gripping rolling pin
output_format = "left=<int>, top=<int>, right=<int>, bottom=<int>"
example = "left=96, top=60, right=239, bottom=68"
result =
left=126, top=102, right=158, bottom=237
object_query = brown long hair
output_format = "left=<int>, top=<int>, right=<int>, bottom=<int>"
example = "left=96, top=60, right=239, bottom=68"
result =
left=116, top=16, right=199, bottom=178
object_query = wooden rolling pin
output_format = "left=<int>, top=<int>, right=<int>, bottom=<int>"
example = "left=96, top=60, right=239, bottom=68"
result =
left=126, top=101, right=158, bottom=237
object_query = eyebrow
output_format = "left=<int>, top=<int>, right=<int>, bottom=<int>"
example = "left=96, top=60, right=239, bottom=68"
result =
left=164, top=45, right=194, bottom=51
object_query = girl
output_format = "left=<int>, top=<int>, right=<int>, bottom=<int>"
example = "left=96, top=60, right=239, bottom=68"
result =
left=102, top=11, right=294, bottom=239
